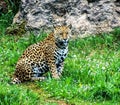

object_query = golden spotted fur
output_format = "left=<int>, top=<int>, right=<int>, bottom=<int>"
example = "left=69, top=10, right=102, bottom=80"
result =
left=12, top=25, right=71, bottom=84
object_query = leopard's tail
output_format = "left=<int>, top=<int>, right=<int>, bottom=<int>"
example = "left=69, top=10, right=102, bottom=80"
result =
left=11, top=76, right=21, bottom=84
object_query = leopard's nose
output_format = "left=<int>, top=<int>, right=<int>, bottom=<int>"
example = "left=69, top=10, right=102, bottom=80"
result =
left=63, top=39, right=68, bottom=43
left=63, top=39, right=67, bottom=41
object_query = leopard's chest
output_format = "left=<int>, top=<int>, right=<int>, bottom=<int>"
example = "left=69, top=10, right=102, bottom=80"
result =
left=55, top=47, right=68, bottom=64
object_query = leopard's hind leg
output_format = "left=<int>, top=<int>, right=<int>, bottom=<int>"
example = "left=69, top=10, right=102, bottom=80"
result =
left=11, top=58, right=32, bottom=84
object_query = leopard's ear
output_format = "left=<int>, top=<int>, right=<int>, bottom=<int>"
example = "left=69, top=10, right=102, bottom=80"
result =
left=53, top=23, right=62, bottom=28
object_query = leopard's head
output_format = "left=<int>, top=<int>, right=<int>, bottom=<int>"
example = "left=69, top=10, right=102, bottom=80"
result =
left=53, top=25, right=71, bottom=48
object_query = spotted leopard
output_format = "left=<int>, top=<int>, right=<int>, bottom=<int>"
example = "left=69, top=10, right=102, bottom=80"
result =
left=11, top=25, right=71, bottom=84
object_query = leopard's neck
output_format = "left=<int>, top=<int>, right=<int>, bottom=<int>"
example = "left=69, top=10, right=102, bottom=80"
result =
left=55, top=41, right=68, bottom=49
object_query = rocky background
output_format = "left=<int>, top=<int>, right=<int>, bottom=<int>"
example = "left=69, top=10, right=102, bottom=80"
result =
left=11, top=0, right=120, bottom=37
left=0, top=0, right=8, bottom=15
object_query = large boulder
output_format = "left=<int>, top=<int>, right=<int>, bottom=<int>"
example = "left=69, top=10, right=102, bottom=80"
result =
left=13, top=0, right=120, bottom=37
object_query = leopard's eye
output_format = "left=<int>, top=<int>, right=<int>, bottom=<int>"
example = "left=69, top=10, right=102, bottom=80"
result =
left=66, top=32, right=68, bottom=34
left=59, top=33, right=63, bottom=35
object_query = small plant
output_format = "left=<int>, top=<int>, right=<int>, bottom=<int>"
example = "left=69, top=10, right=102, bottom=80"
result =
left=0, top=84, right=40, bottom=105
left=5, top=0, right=20, bottom=14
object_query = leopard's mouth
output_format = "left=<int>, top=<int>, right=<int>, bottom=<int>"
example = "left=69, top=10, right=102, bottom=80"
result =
left=55, top=38, right=69, bottom=48
left=59, top=40, right=68, bottom=46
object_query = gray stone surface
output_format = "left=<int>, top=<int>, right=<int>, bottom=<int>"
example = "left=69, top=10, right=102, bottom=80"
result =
left=13, top=0, right=120, bottom=37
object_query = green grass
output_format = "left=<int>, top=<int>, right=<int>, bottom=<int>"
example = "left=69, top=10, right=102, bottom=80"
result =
left=0, top=12, right=120, bottom=105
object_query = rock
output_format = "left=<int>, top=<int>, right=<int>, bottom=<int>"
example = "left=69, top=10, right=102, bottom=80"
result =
left=6, top=20, right=26, bottom=36
left=0, top=0, right=8, bottom=15
left=13, top=0, right=120, bottom=37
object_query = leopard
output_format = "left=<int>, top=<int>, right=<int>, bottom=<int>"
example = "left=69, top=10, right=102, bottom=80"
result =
left=11, top=25, right=71, bottom=84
